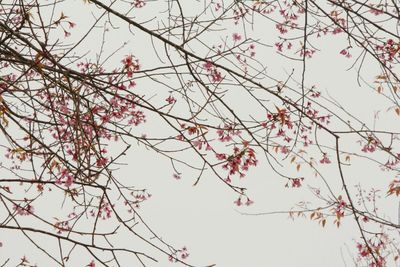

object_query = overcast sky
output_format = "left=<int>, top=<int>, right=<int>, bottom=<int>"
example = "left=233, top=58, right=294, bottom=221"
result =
left=1, top=1, right=399, bottom=266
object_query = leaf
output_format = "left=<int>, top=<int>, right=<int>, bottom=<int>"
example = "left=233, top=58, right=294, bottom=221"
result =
left=321, top=219, right=326, bottom=227
left=2, top=116, right=8, bottom=127
left=291, top=156, right=296, bottom=163
left=395, top=108, right=400, bottom=116
left=34, top=53, right=42, bottom=63
left=375, top=74, right=388, bottom=81
left=330, top=11, right=338, bottom=16
left=296, top=164, right=301, bottom=171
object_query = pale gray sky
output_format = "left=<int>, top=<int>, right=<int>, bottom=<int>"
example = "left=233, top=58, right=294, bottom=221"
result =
left=1, top=0, right=399, bottom=266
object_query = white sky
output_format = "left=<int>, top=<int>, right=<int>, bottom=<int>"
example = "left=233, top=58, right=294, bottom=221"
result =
left=1, top=0, right=399, bottom=266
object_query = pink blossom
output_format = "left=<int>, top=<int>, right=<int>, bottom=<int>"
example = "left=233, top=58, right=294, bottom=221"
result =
left=280, top=146, right=289, bottom=154
left=203, top=61, right=213, bottom=71
left=232, top=33, right=242, bottom=42
left=319, top=153, right=331, bottom=164
left=216, top=153, right=226, bottom=160
left=205, top=143, right=212, bottom=151
left=128, top=80, right=136, bottom=88
left=275, top=23, right=288, bottom=34
left=181, top=253, right=189, bottom=259
left=96, top=157, right=108, bottom=167
left=234, top=197, right=242, bottom=206
left=64, top=175, right=74, bottom=187
left=192, top=139, right=203, bottom=150
left=245, top=198, right=254, bottom=206
left=211, top=70, right=222, bottom=82
left=68, top=21, right=76, bottom=28
left=291, top=178, right=302, bottom=188
left=133, top=0, right=146, bottom=8
left=165, top=95, right=177, bottom=104
left=13, top=204, right=34, bottom=216
left=168, top=255, right=175, bottom=262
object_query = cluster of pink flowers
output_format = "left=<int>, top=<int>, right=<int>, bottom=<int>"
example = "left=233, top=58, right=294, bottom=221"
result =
left=319, top=153, right=331, bottom=164
left=304, top=100, right=332, bottom=124
left=214, top=2, right=222, bottom=12
left=251, top=2, right=276, bottom=14
left=376, top=38, right=400, bottom=63
left=125, top=190, right=152, bottom=209
left=122, top=55, right=140, bottom=78
left=340, top=48, right=352, bottom=58
left=216, top=124, right=241, bottom=142
left=361, top=136, right=380, bottom=153
left=299, top=48, right=316, bottom=58
left=96, top=157, right=108, bottom=167
left=53, top=12, right=76, bottom=38
left=90, top=199, right=114, bottom=220
left=218, top=146, right=258, bottom=180
left=356, top=238, right=387, bottom=267
left=39, top=58, right=147, bottom=188
left=234, top=196, right=254, bottom=206
left=368, top=4, right=384, bottom=16
left=276, top=23, right=288, bottom=34
left=192, top=138, right=212, bottom=151
left=132, top=0, right=146, bottom=8
left=274, top=1, right=302, bottom=37
left=233, top=6, right=249, bottom=25
left=203, top=61, right=223, bottom=82
left=384, top=153, right=400, bottom=169
left=332, top=196, right=346, bottom=227
left=275, top=41, right=293, bottom=53
left=286, top=177, right=303, bottom=188
left=165, top=95, right=177, bottom=104
left=56, top=168, right=75, bottom=188
left=53, top=218, right=72, bottom=234
left=13, top=203, right=34, bottom=216
left=168, top=247, right=190, bottom=262
left=279, top=7, right=299, bottom=20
